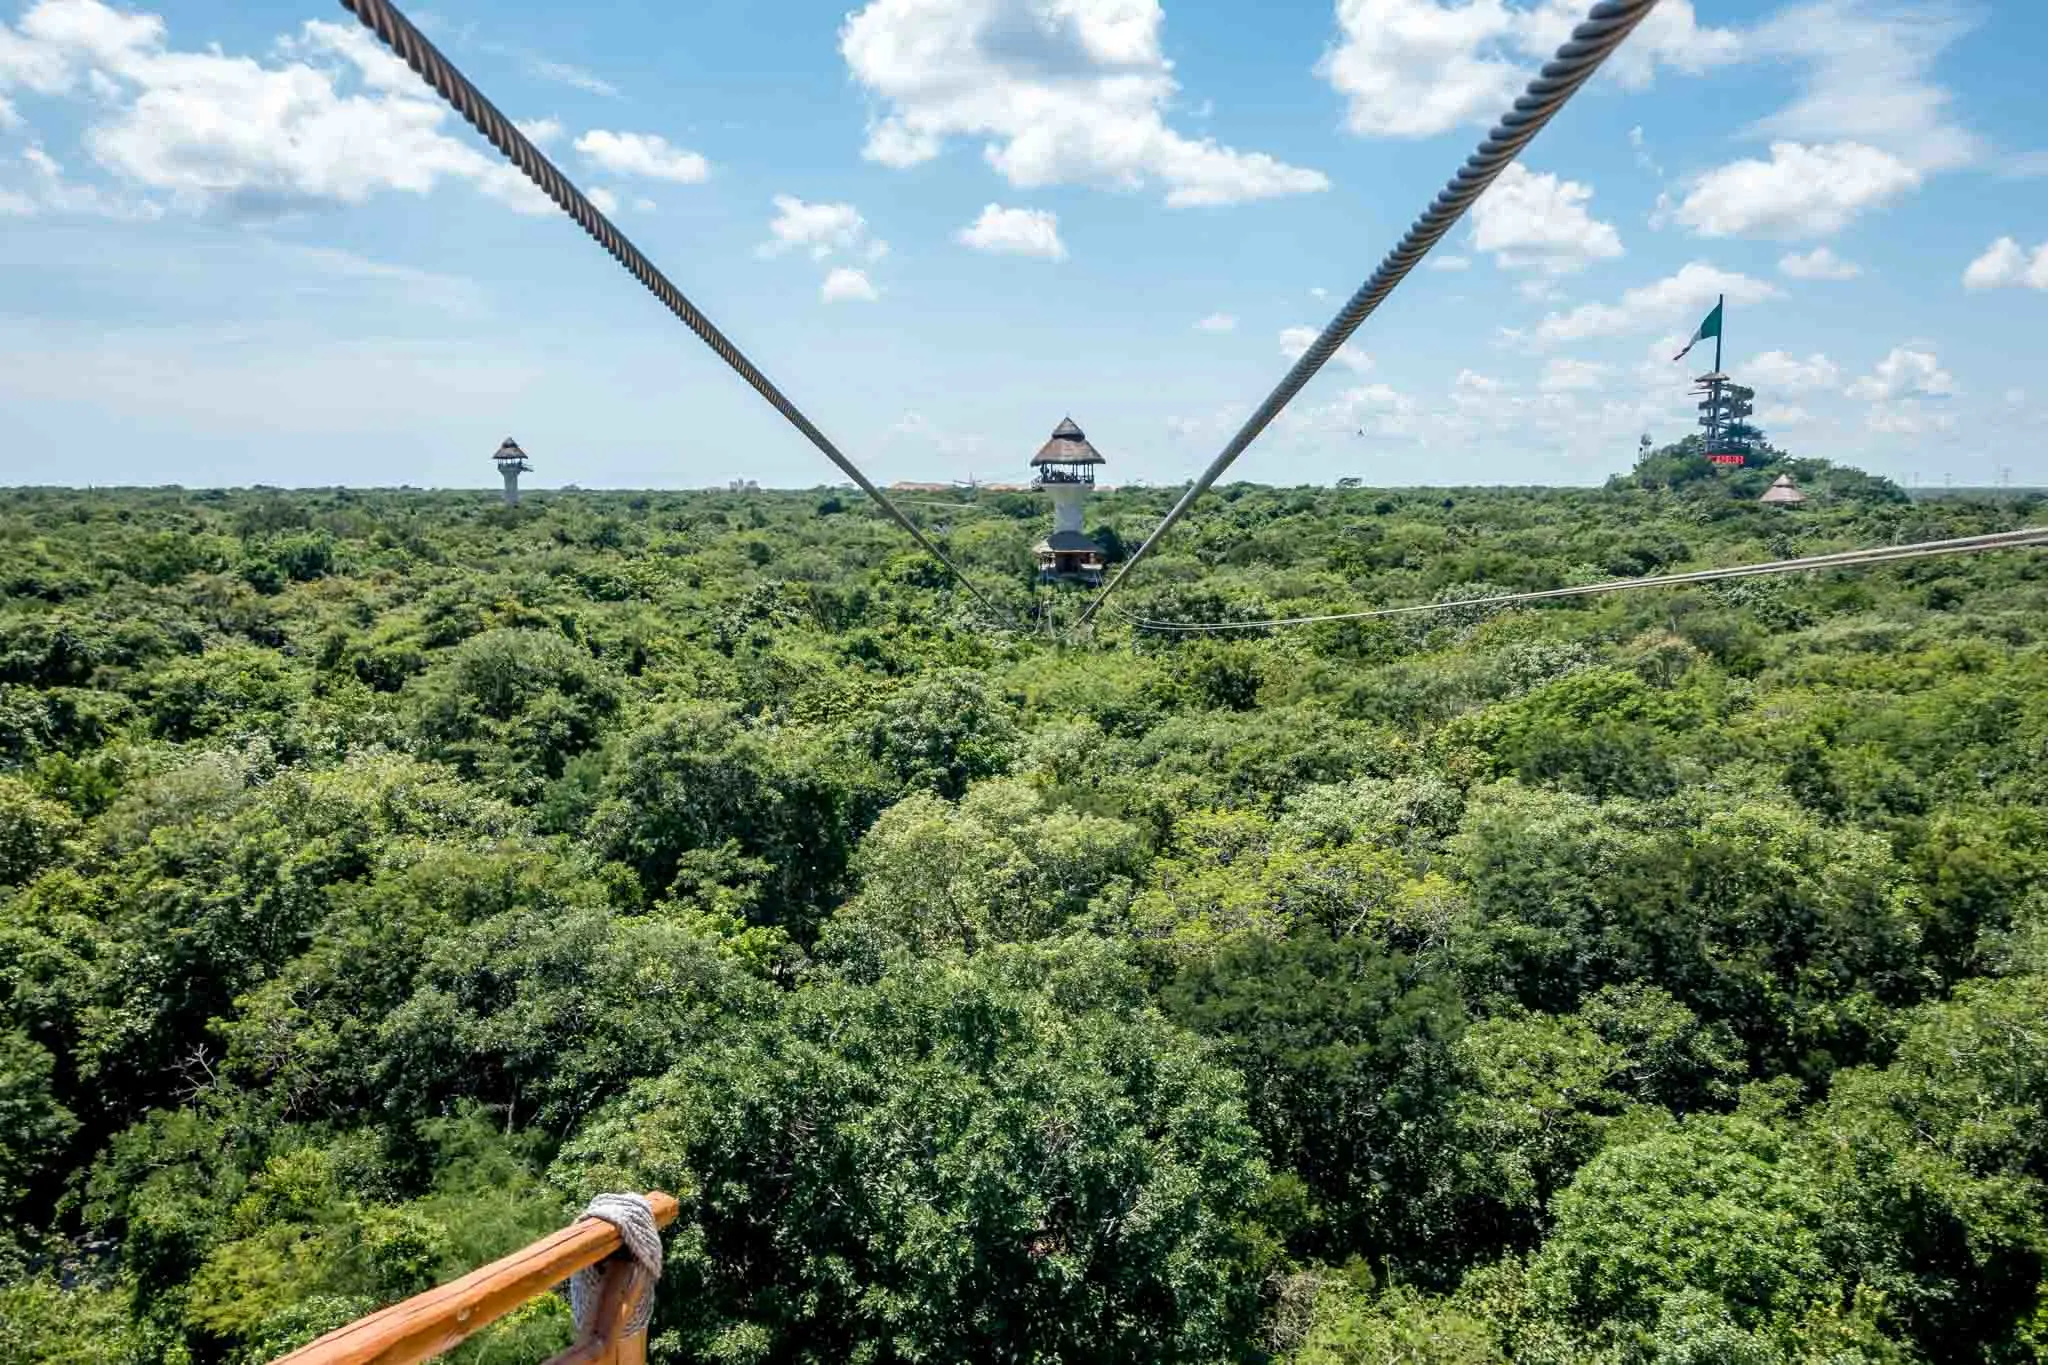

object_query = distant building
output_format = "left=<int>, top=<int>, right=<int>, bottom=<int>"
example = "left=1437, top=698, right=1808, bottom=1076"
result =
left=1760, top=473, right=1806, bottom=506
left=493, top=438, right=531, bottom=506
left=1031, top=417, right=1106, bottom=585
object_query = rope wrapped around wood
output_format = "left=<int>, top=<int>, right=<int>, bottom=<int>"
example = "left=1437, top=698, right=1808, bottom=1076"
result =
left=567, top=1193, right=663, bottom=1337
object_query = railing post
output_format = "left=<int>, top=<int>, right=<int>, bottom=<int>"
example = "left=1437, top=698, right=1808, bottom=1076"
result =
left=542, top=1250, right=656, bottom=1365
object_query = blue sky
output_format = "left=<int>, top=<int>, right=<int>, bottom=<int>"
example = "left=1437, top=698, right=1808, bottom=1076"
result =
left=1, top=0, right=2043, bottom=490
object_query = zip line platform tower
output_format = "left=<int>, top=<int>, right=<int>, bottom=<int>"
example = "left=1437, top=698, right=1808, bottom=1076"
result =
left=1031, top=417, right=1106, bottom=585
left=493, top=437, right=532, bottom=506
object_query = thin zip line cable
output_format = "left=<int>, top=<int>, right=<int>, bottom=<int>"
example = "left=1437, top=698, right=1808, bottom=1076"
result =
left=1076, top=0, right=1664, bottom=627
left=1109, top=527, right=2048, bottom=633
left=335, top=0, right=1008, bottom=623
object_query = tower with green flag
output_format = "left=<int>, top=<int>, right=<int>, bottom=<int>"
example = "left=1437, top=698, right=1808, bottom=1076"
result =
left=1677, top=295, right=1763, bottom=464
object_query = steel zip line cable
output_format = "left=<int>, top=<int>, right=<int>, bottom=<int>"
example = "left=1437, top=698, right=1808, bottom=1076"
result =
left=1075, top=0, right=1663, bottom=627
left=334, top=0, right=1008, bottom=624
left=1108, top=527, right=2048, bottom=633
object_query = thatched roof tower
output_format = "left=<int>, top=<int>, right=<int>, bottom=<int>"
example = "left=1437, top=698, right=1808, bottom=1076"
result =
left=1031, top=417, right=1105, bottom=471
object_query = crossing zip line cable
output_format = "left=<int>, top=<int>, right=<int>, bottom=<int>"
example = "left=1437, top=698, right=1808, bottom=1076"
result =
left=1075, top=0, right=1663, bottom=628
left=1106, top=527, right=2048, bottom=634
left=334, top=0, right=1009, bottom=624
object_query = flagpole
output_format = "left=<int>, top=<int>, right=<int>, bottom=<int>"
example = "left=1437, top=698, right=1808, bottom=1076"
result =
left=1714, top=293, right=1723, bottom=373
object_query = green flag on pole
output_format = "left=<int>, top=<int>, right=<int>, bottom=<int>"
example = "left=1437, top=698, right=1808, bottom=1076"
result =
left=1673, top=300, right=1724, bottom=362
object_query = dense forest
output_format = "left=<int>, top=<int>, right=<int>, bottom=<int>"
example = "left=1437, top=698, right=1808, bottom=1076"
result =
left=3, top=446, right=2046, bottom=1363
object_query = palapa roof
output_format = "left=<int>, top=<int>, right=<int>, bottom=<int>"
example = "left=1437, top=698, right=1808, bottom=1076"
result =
left=1031, top=416, right=1105, bottom=467
left=1759, top=473, right=1805, bottom=505
left=493, top=437, right=530, bottom=464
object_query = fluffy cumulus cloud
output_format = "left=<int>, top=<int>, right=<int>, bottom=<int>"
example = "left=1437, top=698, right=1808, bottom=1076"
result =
left=1750, top=0, right=1980, bottom=175
left=1661, top=3, right=1980, bottom=251
left=1194, top=312, right=1236, bottom=332
left=1536, top=262, right=1778, bottom=345
left=1280, top=325, right=1371, bottom=374
left=1427, top=254, right=1471, bottom=272
left=1779, top=246, right=1859, bottom=280
left=515, top=116, right=564, bottom=147
left=1468, top=163, right=1622, bottom=274
left=0, top=0, right=558, bottom=218
left=820, top=266, right=879, bottom=303
left=1745, top=350, right=1840, bottom=394
left=840, top=0, right=1326, bottom=207
left=1963, top=238, right=2048, bottom=292
left=1318, top=0, right=1736, bottom=140
left=572, top=130, right=709, bottom=184
left=1847, top=347, right=1954, bottom=402
left=956, top=203, right=1066, bottom=260
left=760, top=194, right=884, bottom=261
left=587, top=185, right=619, bottom=215
left=1669, top=141, right=1919, bottom=239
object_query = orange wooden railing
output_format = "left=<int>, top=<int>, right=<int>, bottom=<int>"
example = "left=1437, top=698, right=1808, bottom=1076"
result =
left=276, top=1192, right=680, bottom=1365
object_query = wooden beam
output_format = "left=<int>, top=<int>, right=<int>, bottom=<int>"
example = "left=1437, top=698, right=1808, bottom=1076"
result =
left=276, top=1192, right=679, bottom=1365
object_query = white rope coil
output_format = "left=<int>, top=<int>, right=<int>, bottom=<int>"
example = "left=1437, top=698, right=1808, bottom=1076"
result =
left=567, top=1193, right=664, bottom=1337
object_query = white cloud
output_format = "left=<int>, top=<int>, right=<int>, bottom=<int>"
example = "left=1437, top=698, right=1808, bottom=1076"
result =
left=820, top=266, right=879, bottom=303
left=20, top=5, right=570, bottom=217
left=1318, top=0, right=1737, bottom=140
left=0, top=3, right=558, bottom=218
left=1750, top=0, right=1979, bottom=174
left=2006, top=388, right=2026, bottom=408
left=1427, top=254, right=1471, bottom=272
left=0, top=93, right=19, bottom=129
left=1455, top=368, right=1501, bottom=395
left=1866, top=404, right=1952, bottom=436
left=1847, top=347, right=1954, bottom=402
left=1758, top=404, right=1813, bottom=428
left=520, top=57, right=618, bottom=99
left=1287, top=379, right=1418, bottom=440
left=573, top=129, right=709, bottom=184
left=1629, top=124, right=1661, bottom=176
left=1194, top=312, right=1236, bottom=332
left=1, top=139, right=160, bottom=218
left=587, top=185, right=619, bottom=215
left=515, top=116, right=563, bottom=147
left=1779, top=246, right=1859, bottom=280
left=840, top=0, right=1327, bottom=207
left=760, top=194, right=879, bottom=261
left=1963, top=237, right=2048, bottom=292
left=1536, top=262, right=1778, bottom=345
left=1280, top=324, right=1371, bottom=374
left=956, top=203, right=1066, bottom=260
left=1309, top=286, right=1328, bottom=299
left=1745, top=350, right=1839, bottom=394
left=633, top=195, right=655, bottom=214
left=1671, top=141, right=1919, bottom=239
left=1539, top=357, right=1608, bottom=392
left=1469, top=163, right=1622, bottom=274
